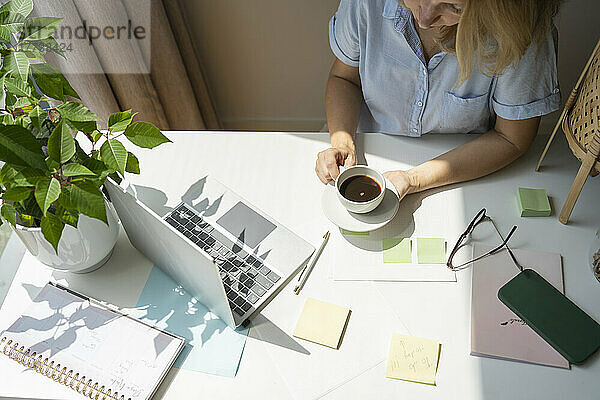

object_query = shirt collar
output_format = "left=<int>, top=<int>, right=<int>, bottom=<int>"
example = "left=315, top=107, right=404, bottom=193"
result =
left=382, top=0, right=410, bottom=31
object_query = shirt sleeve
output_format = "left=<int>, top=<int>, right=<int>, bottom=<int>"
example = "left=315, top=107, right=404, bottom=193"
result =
left=328, top=0, right=364, bottom=67
left=491, top=28, right=560, bottom=120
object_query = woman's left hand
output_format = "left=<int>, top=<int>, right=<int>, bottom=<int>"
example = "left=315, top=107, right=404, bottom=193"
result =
left=383, top=170, right=415, bottom=202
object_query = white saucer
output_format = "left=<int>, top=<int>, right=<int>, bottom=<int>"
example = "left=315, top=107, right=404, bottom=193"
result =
left=321, top=179, right=400, bottom=232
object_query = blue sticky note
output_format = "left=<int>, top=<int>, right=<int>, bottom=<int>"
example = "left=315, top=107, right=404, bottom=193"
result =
left=132, top=266, right=248, bottom=377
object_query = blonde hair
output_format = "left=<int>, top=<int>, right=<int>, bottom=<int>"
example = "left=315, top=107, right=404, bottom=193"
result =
left=435, top=0, right=562, bottom=84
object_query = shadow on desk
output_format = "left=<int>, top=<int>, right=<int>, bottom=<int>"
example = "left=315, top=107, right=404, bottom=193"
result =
left=152, top=364, right=181, bottom=399
left=340, top=184, right=456, bottom=252
left=249, top=314, right=310, bottom=355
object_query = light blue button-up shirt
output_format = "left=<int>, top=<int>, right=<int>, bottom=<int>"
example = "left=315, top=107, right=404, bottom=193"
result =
left=328, top=0, right=561, bottom=136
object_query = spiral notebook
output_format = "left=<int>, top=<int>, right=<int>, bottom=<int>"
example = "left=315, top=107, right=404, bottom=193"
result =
left=0, top=282, right=185, bottom=400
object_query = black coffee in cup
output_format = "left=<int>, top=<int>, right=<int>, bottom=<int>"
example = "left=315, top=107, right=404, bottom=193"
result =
left=339, top=175, right=381, bottom=202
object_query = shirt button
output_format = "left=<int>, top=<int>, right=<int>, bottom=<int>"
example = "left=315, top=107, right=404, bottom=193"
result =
left=553, top=88, right=560, bottom=93
left=417, top=101, right=423, bottom=107
left=412, top=128, right=418, bottom=133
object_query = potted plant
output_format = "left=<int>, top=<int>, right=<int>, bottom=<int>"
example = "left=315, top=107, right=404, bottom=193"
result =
left=0, top=0, right=170, bottom=272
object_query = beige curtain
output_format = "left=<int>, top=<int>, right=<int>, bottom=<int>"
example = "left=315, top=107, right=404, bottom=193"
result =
left=32, top=0, right=220, bottom=130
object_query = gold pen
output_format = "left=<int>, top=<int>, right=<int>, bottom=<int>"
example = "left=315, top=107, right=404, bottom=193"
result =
left=294, top=231, right=330, bottom=295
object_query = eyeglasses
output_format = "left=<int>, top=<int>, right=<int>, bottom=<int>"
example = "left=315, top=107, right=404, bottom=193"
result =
left=446, top=208, right=523, bottom=272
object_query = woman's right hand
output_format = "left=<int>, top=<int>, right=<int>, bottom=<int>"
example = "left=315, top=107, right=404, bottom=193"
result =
left=315, top=146, right=356, bottom=184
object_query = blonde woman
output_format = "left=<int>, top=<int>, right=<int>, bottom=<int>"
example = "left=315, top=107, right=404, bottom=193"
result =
left=315, top=0, right=562, bottom=201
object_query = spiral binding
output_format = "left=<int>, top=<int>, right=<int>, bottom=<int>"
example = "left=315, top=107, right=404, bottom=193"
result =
left=1, top=336, right=132, bottom=400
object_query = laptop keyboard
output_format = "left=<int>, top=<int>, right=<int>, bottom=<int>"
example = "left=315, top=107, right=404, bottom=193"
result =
left=164, top=203, right=281, bottom=318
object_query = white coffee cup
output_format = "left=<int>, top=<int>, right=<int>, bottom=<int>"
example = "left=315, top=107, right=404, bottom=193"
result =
left=335, top=165, right=386, bottom=214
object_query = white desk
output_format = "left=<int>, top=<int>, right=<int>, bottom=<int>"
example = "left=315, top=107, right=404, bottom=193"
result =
left=0, top=131, right=598, bottom=400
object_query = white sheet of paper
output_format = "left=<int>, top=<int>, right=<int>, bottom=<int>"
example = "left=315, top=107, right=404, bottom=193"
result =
left=331, top=190, right=458, bottom=282
left=332, top=232, right=456, bottom=281
left=253, top=281, right=408, bottom=400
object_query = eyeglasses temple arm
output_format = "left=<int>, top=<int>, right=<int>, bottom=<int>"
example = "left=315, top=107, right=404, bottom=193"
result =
left=489, top=224, right=522, bottom=272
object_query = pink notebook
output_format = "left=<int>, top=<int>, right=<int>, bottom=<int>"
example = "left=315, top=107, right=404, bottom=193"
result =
left=470, top=243, right=569, bottom=369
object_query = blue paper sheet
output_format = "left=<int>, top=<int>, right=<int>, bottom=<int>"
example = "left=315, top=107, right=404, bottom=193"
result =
left=132, top=266, right=248, bottom=377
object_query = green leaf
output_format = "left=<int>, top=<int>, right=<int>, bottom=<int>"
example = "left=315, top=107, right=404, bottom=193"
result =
left=2, top=51, right=29, bottom=81
left=1, top=203, right=16, bottom=226
left=31, top=117, right=55, bottom=140
left=55, top=205, right=78, bottom=228
left=21, top=45, right=44, bottom=61
left=62, top=163, right=95, bottom=177
left=108, top=110, right=136, bottom=132
left=65, top=119, right=96, bottom=134
left=124, top=152, right=140, bottom=174
left=34, top=176, right=60, bottom=215
left=0, top=125, right=46, bottom=169
left=70, top=181, right=107, bottom=224
left=2, top=185, right=31, bottom=201
left=47, top=119, right=75, bottom=163
left=30, top=63, right=62, bottom=100
left=91, top=131, right=102, bottom=143
left=32, top=37, right=64, bottom=58
left=0, top=0, right=33, bottom=19
left=108, top=171, right=122, bottom=184
left=0, top=164, right=43, bottom=187
left=20, top=192, right=42, bottom=219
left=94, top=170, right=111, bottom=187
left=4, top=92, right=16, bottom=108
left=100, top=139, right=127, bottom=175
left=82, top=157, right=109, bottom=184
left=0, top=10, right=26, bottom=33
left=20, top=17, right=62, bottom=41
left=45, top=156, right=59, bottom=171
left=59, top=72, right=78, bottom=99
left=40, top=212, right=64, bottom=252
left=3, top=76, right=31, bottom=97
left=56, top=189, right=73, bottom=209
left=0, top=25, right=11, bottom=42
left=16, top=212, right=34, bottom=227
left=57, top=101, right=98, bottom=122
left=13, top=96, right=32, bottom=108
left=73, top=140, right=90, bottom=164
left=15, top=115, right=30, bottom=128
left=30, top=63, right=79, bottom=101
left=123, top=122, right=171, bottom=148
left=28, top=105, right=43, bottom=131
left=0, top=113, right=15, bottom=124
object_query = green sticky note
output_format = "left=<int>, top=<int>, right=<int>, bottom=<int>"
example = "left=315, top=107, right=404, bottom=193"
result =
left=341, top=229, right=369, bottom=236
left=383, top=238, right=412, bottom=263
left=517, top=187, right=551, bottom=217
left=417, top=238, right=446, bottom=264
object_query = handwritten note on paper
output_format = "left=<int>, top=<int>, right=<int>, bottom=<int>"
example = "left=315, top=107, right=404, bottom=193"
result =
left=385, top=333, right=441, bottom=385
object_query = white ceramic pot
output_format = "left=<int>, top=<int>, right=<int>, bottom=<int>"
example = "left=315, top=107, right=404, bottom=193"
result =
left=11, top=200, right=119, bottom=273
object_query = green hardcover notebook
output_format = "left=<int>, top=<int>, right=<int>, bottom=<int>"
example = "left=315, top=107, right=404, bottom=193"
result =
left=498, top=269, right=600, bottom=364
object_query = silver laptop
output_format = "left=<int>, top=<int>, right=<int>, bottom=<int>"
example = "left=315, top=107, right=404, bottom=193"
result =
left=105, top=176, right=315, bottom=329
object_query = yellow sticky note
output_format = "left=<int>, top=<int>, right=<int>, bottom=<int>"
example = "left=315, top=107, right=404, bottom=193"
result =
left=293, top=298, right=351, bottom=349
left=385, top=333, right=441, bottom=385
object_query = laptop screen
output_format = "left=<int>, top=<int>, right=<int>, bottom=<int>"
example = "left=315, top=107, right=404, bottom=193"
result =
left=215, top=202, right=277, bottom=249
